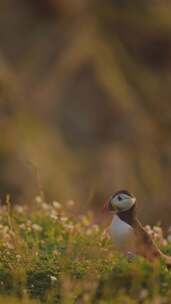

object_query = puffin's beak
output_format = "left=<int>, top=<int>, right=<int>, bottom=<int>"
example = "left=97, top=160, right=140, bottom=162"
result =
left=103, top=199, right=109, bottom=212
left=103, top=199, right=115, bottom=212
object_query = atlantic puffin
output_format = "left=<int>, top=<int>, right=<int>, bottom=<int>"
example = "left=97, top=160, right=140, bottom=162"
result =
left=103, top=190, right=171, bottom=267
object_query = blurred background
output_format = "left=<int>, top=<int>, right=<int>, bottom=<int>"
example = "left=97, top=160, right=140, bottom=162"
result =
left=1, top=0, right=171, bottom=225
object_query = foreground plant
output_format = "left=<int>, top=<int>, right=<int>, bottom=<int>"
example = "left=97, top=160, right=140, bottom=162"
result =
left=0, top=196, right=170, bottom=303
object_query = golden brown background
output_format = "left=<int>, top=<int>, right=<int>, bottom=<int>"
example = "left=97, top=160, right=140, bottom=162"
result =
left=1, top=1, right=171, bottom=226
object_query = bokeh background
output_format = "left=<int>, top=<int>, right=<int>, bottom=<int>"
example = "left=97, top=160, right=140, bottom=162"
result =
left=1, top=0, right=171, bottom=226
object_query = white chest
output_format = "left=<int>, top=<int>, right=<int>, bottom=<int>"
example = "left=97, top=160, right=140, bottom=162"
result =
left=109, top=215, right=136, bottom=253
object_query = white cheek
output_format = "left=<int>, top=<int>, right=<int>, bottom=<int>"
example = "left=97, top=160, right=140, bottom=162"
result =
left=118, top=199, right=134, bottom=211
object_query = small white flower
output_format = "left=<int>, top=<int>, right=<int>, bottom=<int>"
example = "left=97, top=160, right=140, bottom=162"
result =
left=15, top=205, right=24, bottom=213
left=50, top=214, right=58, bottom=220
left=153, top=226, right=162, bottom=235
left=42, top=203, right=50, bottom=210
left=35, top=196, right=43, bottom=204
left=5, top=242, right=14, bottom=249
left=153, top=233, right=160, bottom=240
left=16, top=254, right=21, bottom=261
left=50, top=275, right=57, bottom=283
left=50, top=210, right=58, bottom=220
left=32, top=224, right=42, bottom=232
left=86, top=229, right=92, bottom=236
left=145, top=225, right=153, bottom=236
left=53, top=201, right=62, bottom=209
left=19, top=224, right=26, bottom=230
left=139, top=289, right=148, bottom=300
left=145, top=225, right=152, bottom=233
left=67, top=200, right=75, bottom=207
left=64, top=224, right=74, bottom=231
left=60, top=216, right=68, bottom=222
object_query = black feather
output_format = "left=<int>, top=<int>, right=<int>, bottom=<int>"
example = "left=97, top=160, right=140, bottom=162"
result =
left=112, top=190, right=133, bottom=199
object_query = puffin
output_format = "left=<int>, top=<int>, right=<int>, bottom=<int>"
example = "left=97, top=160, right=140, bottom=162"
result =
left=103, top=190, right=171, bottom=267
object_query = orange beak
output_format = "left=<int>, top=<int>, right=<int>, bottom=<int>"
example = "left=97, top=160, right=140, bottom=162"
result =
left=103, top=199, right=109, bottom=212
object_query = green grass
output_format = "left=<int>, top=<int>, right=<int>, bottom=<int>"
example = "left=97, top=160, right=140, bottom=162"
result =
left=0, top=198, right=171, bottom=303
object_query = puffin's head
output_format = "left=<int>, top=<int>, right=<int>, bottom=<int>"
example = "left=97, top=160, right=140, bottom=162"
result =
left=103, top=190, right=136, bottom=213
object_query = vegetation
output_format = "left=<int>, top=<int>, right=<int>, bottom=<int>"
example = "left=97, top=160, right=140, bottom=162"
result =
left=1, top=1, right=171, bottom=303
left=0, top=197, right=170, bottom=303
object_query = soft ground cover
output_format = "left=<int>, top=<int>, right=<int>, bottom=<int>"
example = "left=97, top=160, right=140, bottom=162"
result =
left=0, top=197, right=171, bottom=304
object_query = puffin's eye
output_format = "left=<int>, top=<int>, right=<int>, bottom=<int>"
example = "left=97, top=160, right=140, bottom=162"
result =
left=118, top=195, right=122, bottom=201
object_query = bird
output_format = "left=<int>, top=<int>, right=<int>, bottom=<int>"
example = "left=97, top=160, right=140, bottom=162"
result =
left=103, top=190, right=171, bottom=267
